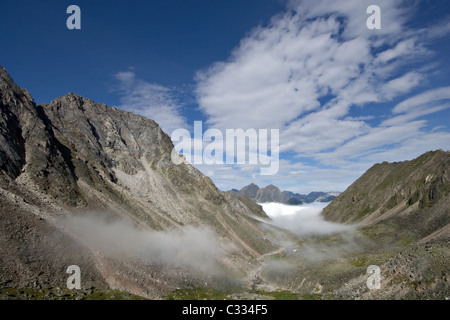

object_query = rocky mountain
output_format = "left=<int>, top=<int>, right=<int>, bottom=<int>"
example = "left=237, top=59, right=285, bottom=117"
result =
left=0, top=66, right=278, bottom=299
left=322, top=150, right=450, bottom=242
left=229, top=183, right=340, bottom=205
left=236, top=183, right=260, bottom=199
left=229, top=184, right=289, bottom=204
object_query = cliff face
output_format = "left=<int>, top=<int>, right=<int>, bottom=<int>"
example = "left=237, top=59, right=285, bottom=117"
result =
left=0, top=67, right=80, bottom=203
left=322, top=150, right=450, bottom=242
left=0, top=66, right=276, bottom=298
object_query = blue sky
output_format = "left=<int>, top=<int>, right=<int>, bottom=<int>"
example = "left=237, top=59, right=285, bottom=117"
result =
left=1, top=0, right=450, bottom=193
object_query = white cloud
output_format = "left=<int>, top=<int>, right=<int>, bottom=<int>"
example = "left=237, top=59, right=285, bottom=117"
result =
left=315, top=121, right=428, bottom=164
left=379, top=86, right=450, bottom=126
left=195, top=0, right=416, bottom=136
left=381, top=72, right=424, bottom=100
left=416, top=17, right=450, bottom=40
left=376, top=39, right=419, bottom=63
left=288, top=0, right=408, bottom=39
left=113, top=71, right=186, bottom=134
left=392, top=86, right=450, bottom=114
left=261, top=202, right=354, bottom=236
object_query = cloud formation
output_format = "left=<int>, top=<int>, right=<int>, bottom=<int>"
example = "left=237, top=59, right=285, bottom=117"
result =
left=261, top=202, right=354, bottom=237
left=62, top=213, right=226, bottom=275
left=113, top=70, right=186, bottom=134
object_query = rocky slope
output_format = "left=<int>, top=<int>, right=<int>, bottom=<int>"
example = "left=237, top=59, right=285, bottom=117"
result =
left=0, top=66, right=278, bottom=299
left=322, top=150, right=450, bottom=242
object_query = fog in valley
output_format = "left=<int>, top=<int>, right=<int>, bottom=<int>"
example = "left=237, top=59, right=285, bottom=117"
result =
left=260, top=202, right=354, bottom=237
left=61, top=213, right=228, bottom=275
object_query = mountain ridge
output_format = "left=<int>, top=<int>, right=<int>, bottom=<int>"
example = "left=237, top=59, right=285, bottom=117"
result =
left=322, top=149, right=450, bottom=242
left=229, top=183, right=340, bottom=205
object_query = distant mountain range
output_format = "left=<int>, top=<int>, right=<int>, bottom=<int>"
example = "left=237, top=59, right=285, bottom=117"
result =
left=228, top=183, right=340, bottom=205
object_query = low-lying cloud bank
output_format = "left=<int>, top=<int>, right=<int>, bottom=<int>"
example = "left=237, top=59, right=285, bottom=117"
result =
left=261, top=202, right=354, bottom=236
left=61, top=213, right=227, bottom=275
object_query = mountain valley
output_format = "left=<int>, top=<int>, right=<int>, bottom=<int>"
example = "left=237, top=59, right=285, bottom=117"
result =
left=1, top=65, right=449, bottom=300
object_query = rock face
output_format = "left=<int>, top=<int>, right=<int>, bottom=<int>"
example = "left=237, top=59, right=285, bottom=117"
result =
left=230, top=183, right=340, bottom=205
left=230, top=184, right=289, bottom=203
left=256, top=185, right=290, bottom=203
left=0, top=67, right=79, bottom=203
left=0, top=66, right=276, bottom=298
left=239, top=183, right=260, bottom=199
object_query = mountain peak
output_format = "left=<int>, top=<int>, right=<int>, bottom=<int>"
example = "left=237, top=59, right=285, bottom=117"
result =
left=0, top=65, right=35, bottom=104
left=51, top=92, right=91, bottom=107
left=63, top=92, right=83, bottom=99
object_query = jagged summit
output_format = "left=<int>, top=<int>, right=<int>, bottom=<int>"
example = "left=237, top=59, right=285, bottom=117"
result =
left=0, top=66, right=34, bottom=104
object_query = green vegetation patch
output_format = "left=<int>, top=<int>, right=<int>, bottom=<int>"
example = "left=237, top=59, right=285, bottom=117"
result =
left=165, top=287, right=232, bottom=300
left=358, top=207, right=373, bottom=219
left=350, top=256, right=368, bottom=268
left=0, top=287, right=146, bottom=300
left=164, top=287, right=323, bottom=301
left=396, top=236, right=416, bottom=246
left=253, top=289, right=322, bottom=300
left=84, top=289, right=147, bottom=300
